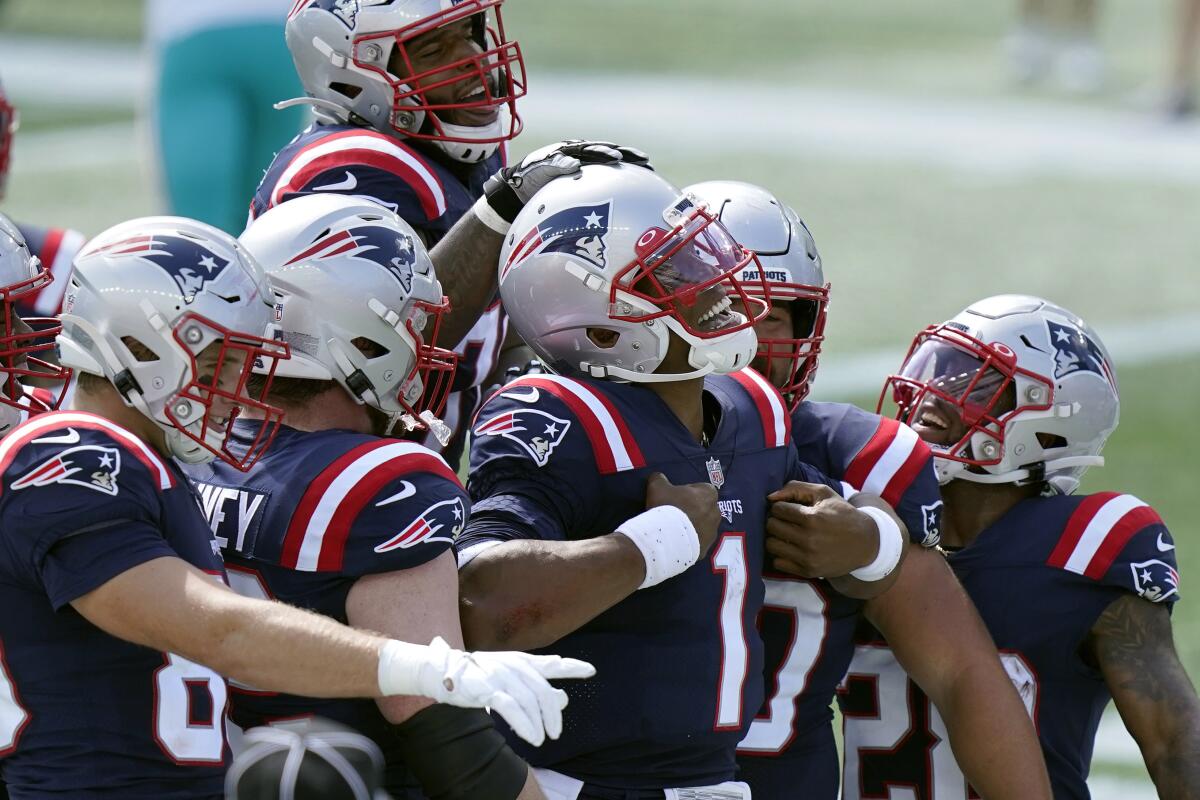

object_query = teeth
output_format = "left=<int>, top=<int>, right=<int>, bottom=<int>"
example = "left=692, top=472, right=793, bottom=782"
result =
left=697, top=296, right=732, bottom=324
left=919, top=408, right=950, bottom=429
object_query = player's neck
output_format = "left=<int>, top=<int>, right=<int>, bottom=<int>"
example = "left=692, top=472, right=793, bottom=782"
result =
left=255, top=383, right=375, bottom=435
left=940, top=479, right=1041, bottom=548
left=647, top=376, right=708, bottom=444
left=69, top=381, right=170, bottom=458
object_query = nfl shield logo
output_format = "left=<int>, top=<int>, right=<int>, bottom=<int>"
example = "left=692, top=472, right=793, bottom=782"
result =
left=706, top=457, right=725, bottom=489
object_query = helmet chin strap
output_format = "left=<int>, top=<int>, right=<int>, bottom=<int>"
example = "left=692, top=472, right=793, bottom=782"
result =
left=944, top=454, right=1105, bottom=486
left=589, top=360, right=716, bottom=384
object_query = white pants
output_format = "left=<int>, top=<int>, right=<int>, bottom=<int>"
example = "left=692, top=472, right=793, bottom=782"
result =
left=533, top=769, right=752, bottom=800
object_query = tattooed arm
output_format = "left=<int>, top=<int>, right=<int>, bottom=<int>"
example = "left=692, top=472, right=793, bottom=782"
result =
left=1086, top=594, right=1200, bottom=798
left=429, top=214, right=504, bottom=349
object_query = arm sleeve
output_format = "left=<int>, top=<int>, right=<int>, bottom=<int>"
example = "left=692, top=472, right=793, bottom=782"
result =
left=1099, top=514, right=1180, bottom=606
left=785, top=442, right=846, bottom=495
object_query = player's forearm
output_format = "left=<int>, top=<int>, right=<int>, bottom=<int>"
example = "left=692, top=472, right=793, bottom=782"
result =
left=459, top=535, right=645, bottom=651
left=190, top=589, right=386, bottom=698
left=430, top=211, right=504, bottom=348
left=934, top=662, right=1051, bottom=800
left=1145, top=723, right=1200, bottom=799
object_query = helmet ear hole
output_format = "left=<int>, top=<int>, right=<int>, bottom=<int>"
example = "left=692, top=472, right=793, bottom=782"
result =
left=351, top=336, right=389, bottom=359
left=120, top=336, right=159, bottom=363
left=1037, top=432, right=1068, bottom=449
left=329, top=82, right=363, bottom=100
left=586, top=328, right=620, bottom=349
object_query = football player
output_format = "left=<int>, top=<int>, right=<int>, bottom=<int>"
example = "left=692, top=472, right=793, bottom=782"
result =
left=0, top=216, right=592, bottom=798
left=686, top=181, right=1051, bottom=799
left=0, top=214, right=71, bottom=437
left=457, top=163, right=912, bottom=797
left=840, top=296, right=1200, bottom=798
left=190, top=194, right=548, bottom=799
left=258, top=1, right=646, bottom=461
left=0, top=75, right=87, bottom=317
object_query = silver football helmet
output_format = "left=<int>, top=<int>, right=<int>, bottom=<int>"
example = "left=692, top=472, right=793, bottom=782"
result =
left=239, top=193, right=457, bottom=439
left=881, top=294, right=1119, bottom=494
left=685, top=181, right=829, bottom=407
left=499, top=163, right=767, bottom=383
left=57, top=217, right=290, bottom=469
left=284, top=0, right=525, bottom=163
left=0, top=214, right=71, bottom=436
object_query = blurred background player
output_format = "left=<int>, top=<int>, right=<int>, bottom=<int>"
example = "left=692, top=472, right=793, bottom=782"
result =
left=0, top=214, right=591, bottom=798
left=147, top=0, right=305, bottom=235
left=0, top=213, right=71, bottom=436
left=457, top=163, right=909, bottom=798
left=1006, top=0, right=1105, bottom=92
left=1167, top=0, right=1200, bottom=117
left=841, top=296, right=1200, bottom=798
left=0, top=74, right=85, bottom=318
left=194, top=194, right=548, bottom=799
left=226, top=719, right=390, bottom=800
left=687, top=181, right=1051, bottom=800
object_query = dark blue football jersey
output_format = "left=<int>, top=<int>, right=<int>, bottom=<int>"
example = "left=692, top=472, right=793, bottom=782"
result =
left=737, top=401, right=942, bottom=800
left=183, top=420, right=464, bottom=793
left=460, top=369, right=842, bottom=789
left=251, top=123, right=510, bottom=464
left=0, top=411, right=228, bottom=799
left=839, top=492, right=1180, bottom=800
left=12, top=222, right=87, bottom=316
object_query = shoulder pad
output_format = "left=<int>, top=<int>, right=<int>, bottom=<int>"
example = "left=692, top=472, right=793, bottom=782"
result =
left=279, top=438, right=458, bottom=572
left=472, top=375, right=645, bottom=475
left=1, top=411, right=175, bottom=497
left=722, top=369, right=791, bottom=448
left=841, top=414, right=933, bottom=507
left=266, top=127, right=448, bottom=223
left=1047, top=492, right=1179, bottom=603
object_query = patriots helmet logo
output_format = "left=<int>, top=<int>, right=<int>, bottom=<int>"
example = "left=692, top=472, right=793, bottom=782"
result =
left=88, top=234, right=231, bottom=303
left=475, top=408, right=571, bottom=467
left=502, top=202, right=611, bottom=280
left=375, top=496, right=466, bottom=553
left=1130, top=558, right=1180, bottom=603
left=1047, top=321, right=1115, bottom=386
left=287, top=225, right=417, bottom=292
left=11, top=444, right=122, bottom=496
left=290, top=0, right=361, bottom=28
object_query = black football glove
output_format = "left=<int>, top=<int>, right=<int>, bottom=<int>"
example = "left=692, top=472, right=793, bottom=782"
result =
left=477, top=139, right=653, bottom=232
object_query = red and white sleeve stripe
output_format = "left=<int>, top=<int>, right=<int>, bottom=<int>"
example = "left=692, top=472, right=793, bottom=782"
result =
left=504, top=375, right=645, bottom=474
left=281, top=440, right=459, bottom=572
left=1047, top=492, right=1164, bottom=579
left=27, top=228, right=86, bottom=315
left=729, top=368, right=791, bottom=448
left=842, top=417, right=931, bottom=507
left=0, top=411, right=174, bottom=490
left=268, top=130, right=447, bottom=220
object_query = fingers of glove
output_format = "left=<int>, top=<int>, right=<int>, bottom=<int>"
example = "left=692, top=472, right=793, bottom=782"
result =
left=522, top=654, right=596, bottom=680
left=614, top=146, right=651, bottom=166
left=499, top=656, right=571, bottom=741
left=574, top=144, right=624, bottom=163
left=483, top=660, right=545, bottom=741
left=486, top=690, right=545, bottom=747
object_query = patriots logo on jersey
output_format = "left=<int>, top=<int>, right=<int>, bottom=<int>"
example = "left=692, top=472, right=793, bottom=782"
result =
left=88, top=234, right=231, bottom=303
left=1130, top=558, right=1180, bottom=603
left=10, top=444, right=121, bottom=496
left=285, top=225, right=417, bottom=292
left=374, top=496, right=466, bottom=553
left=920, top=500, right=944, bottom=547
left=475, top=408, right=571, bottom=467
left=502, top=202, right=611, bottom=280
left=1047, top=321, right=1114, bottom=386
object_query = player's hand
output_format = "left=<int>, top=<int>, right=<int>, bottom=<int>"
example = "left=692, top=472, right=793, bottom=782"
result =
left=645, top=472, right=721, bottom=558
left=764, top=481, right=879, bottom=578
left=417, top=637, right=595, bottom=747
left=480, top=139, right=654, bottom=229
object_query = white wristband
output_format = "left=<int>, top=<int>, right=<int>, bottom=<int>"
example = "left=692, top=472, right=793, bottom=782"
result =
left=615, top=505, right=701, bottom=589
left=377, top=638, right=445, bottom=698
left=849, top=506, right=905, bottom=582
left=472, top=196, right=512, bottom=235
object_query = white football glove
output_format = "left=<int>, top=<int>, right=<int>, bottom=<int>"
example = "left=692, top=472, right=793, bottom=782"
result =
left=377, top=636, right=595, bottom=746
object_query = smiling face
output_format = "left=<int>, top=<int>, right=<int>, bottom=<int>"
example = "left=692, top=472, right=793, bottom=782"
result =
left=387, top=14, right=499, bottom=129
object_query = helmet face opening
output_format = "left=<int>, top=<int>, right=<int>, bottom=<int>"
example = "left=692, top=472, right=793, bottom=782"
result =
left=879, top=325, right=1053, bottom=470
left=354, top=0, right=525, bottom=145
left=0, top=265, right=71, bottom=414
left=611, top=202, right=769, bottom=341
left=749, top=283, right=829, bottom=409
left=403, top=296, right=458, bottom=422
left=165, top=313, right=291, bottom=472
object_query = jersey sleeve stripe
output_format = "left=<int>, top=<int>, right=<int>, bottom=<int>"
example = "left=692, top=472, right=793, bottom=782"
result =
left=1083, top=505, right=1164, bottom=579
left=32, top=229, right=86, bottom=315
left=283, top=441, right=458, bottom=572
left=843, top=417, right=922, bottom=503
left=268, top=132, right=447, bottom=219
left=1047, top=493, right=1159, bottom=576
left=516, top=375, right=645, bottom=474
left=730, top=369, right=790, bottom=448
left=0, top=412, right=175, bottom=490
left=878, top=434, right=933, bottom=508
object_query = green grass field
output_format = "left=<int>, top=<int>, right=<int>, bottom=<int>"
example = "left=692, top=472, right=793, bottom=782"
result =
left=1, top=0, right=1195, bottom=791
